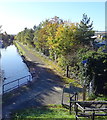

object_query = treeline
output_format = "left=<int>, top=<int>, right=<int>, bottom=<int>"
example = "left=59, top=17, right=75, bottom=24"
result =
left=15, top=14, right=94, bottom=63
left=15, top=14, right=107, bottom=97
left=0, top=26, right=14, bottom=48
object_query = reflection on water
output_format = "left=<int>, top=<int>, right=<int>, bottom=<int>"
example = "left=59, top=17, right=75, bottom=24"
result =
left=0, top=44, right=31, bottom=93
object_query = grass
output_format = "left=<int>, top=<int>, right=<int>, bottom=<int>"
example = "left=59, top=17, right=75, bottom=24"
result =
left=95, top=95, right=107, bottom=101
left=15, top=41, right=81, bottom=87
left=28, top=47, right=81, bottom=86
left=10, top=42, right=107, bottom=120
left=27, top=47, right=82, bottom=87
left=87, top=93, right=107, bottom=101
left=12, top=105, right=75, bottom=120
left=12, top=104, right=107, bottom=120
left=14, top=41, right=25, bottom=55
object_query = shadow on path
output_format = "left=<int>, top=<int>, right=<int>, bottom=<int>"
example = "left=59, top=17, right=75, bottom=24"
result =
left=2, top=44, right=82, bottom=119
left=2, top=60, right=64, bottom=119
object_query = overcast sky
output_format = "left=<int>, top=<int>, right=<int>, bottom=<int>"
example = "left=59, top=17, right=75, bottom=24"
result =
left=0, top=0, right=106, bottom=34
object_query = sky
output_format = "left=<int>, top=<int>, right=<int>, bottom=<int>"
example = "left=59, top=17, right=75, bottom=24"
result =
left=0, top=0, right=106, bottom=34
left=106, top=1, right=107, bottom=31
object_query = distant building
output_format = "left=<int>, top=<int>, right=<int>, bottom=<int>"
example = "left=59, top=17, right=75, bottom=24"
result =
left=92, top=31, right=107, bottom=52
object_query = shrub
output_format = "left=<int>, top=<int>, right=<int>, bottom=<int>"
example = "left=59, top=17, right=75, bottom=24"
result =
left=76, top=49, right=107, bottom=95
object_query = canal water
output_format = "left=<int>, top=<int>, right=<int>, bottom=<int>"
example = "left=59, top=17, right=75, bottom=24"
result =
left=0, top=44, right=31, bottom=93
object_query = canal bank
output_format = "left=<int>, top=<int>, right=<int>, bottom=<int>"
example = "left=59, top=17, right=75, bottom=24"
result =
left=3, top=42, right=83, bottom=119
left=15, top=42, right=81, bottom=86
left=14, top=42, right=73, bottom=84
left=1, top=44, right=32, bottom=93
left=3, top=42, right=66, bottom=119
left=14, top=42, right=44, bottom=80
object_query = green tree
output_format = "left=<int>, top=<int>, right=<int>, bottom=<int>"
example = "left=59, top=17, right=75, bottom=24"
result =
left=15, top=28, right=34, bottom=47
left=33, top=23, right=42, bottom=31
left=54, top=23, right=79, bottom=67
left=24, top=29, right=34, bottom=47
left=33, top=26, right=48, bottom=54
left=77, top=13, right=95, bottom=46
left=46, top=16, right=64, bottom=60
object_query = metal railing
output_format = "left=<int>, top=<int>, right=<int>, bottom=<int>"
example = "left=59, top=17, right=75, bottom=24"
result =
left=2, top=75, right=32, bottom=94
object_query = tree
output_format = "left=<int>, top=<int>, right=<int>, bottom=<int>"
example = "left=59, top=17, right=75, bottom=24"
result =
left=33, top=26, right=48, bottom=54
left=77, top=13, right=95, bottom=46
left=15, top=28, right=34, bottom=47
left=54, top=23, right=79, bottom=66
left=33, top=23, right=42, bottom=31
left=24, top=29, right=34, bottom=46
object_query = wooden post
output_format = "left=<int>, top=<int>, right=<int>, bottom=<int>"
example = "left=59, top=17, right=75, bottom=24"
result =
left=69, top=97, right=72, bottom=114
left=61, top=86, right=64, bottom=105
left=66, top=65, right=69, bottom=77
left=92, top=111, right=95, bottom=120
left=83, top=85, right=86, bottom=101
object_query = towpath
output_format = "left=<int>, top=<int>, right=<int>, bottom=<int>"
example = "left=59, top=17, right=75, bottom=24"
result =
left=2, top=43, right=81, bottom=119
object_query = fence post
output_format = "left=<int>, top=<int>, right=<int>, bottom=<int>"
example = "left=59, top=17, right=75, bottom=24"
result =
left=92, top=111, right=95, bottom=120
left=66, top=65, right=69, bottom=77
left=2, top=85, right=4, bottom=94
left=18, top=79, right=19, bottom=88
left=29, top=75, right=30, bottom=81
left=75, top=92, right=78, bottom=101
left=61, top=85, right=65, bottom=105
left=69, top=97, right=72, bottom=115
left=83, top=85, right=86, bottom=101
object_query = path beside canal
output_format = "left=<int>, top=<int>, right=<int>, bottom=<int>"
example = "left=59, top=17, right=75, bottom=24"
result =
left=3, top=43, right=81, bottom=119
left=3, top=43, right=65, bottom=119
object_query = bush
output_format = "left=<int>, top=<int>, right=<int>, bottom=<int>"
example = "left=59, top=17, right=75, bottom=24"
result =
left=76, top=49, right=107, bottom=95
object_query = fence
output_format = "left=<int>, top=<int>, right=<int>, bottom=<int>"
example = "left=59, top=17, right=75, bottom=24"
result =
left=71, top=100, right=107, bottom=120
left=62, top=84, right=107, bottom=120
left=2, top=75, right=32, bottom=94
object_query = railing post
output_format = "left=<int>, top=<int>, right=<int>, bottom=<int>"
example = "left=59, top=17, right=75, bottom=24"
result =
left=2, top=85, right=4, bottom=94
left=69, top=97, right=72, bottom=114
left=18, top=79, right=19, bottom=88
left=27, top=75, right=30, bottom=82
left=29, top=75, right=31, bottom=81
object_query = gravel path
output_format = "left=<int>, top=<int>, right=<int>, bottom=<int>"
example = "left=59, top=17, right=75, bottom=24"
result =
left=2, top=43, right=82, bottom=119
left=2, top=43, right=65, bottom=119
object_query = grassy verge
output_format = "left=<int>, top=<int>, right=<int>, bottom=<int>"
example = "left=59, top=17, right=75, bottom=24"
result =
left=25, top=45, right=81, bottom=86
left=15, top=41, right=81, bottom=87
left=12, top=104, right=107, bottom=120
left=12, top=104, right=75, bottom=119
left=14, top=42, right=25, bottom=55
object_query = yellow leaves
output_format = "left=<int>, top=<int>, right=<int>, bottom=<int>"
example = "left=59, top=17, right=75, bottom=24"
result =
left=47, top=36, right=53, bottom=41
left=34, top=17, right=79, bottom=56
left=55, top=25, right=64, bottom=38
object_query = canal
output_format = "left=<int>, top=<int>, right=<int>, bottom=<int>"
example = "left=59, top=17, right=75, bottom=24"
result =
left=0, top=44, right=31, bottom=93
